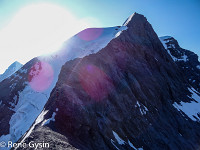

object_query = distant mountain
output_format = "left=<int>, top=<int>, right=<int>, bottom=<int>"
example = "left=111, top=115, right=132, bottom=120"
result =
left=0, top=61, right=23, bottom=82
left=0, top=13, right=200, bottom=150
left=160, top=36, right=200, bottom=93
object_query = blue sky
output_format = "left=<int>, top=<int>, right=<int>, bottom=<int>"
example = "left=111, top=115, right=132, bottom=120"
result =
left=0, top=0, right=199, bottom=72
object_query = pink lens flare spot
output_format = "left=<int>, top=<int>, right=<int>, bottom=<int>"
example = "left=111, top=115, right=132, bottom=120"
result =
left=28, top=61, right=54, bottom=92
left=79, top=64, right=114, bottom=101
left=78, top=28, right=103, bottom=41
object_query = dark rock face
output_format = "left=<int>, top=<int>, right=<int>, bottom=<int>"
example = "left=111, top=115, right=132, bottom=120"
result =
left=160, top=36, right=200, bottom=93
left=19, top=13, right=200, bottom=150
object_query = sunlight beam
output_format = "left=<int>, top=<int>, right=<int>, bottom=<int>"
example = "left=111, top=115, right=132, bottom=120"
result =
left=0, top=3, right=92, bottom=73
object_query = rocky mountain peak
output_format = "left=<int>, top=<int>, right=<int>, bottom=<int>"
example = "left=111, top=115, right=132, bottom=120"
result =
left=122, top=12, right=157, bottom=41
left=123, top=12, right=147, bottom=27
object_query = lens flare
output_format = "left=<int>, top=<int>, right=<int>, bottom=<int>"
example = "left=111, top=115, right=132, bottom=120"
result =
left=28, top=61, right=54, bottom=92
left=77, top=28, right=103, bottom=41
left=79, top=64, right=113, bottom=101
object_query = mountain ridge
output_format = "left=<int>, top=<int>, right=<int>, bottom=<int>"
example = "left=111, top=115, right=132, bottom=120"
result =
left=0, top=12, right=200, bottom=150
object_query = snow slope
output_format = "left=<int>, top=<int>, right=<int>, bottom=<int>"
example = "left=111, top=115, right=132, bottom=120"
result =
left=111, top=131, right=143, bottom=150
left=0, top=26, right=127, bottom=148
left=0, top=61, right=22, bottom=82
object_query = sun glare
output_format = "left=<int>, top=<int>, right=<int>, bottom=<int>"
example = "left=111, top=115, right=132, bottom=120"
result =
left=0, top=3, right=91, bottom=73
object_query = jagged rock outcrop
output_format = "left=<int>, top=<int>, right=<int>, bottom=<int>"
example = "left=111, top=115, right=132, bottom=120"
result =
left=15, top=13, right=200, bottom=150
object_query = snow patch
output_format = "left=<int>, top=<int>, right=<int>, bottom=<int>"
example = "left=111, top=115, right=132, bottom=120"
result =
left=173, top=87, right=200, bottom=121
left=111, top=139, right=120, bottom=150
left=166, top=54, right=188, bottom=62
left=112, top=131, right=125, bottom=145
left=42, top=111, right=57, bottom=126
left=159, top=36, right=172, bottom=40
left=19, top=68, right=27, bottom=74
left=136, top=101, right=148, bottom=115
left=111, top=131, right=143, bottom=149
left=177, top=54, right=188, bottom=62
left=20, top=110, right=48, bottom=143
left=123, top=13, right=134, bottom=26
left=115, top=26, right=128, bottom=38
left=128, top=140, right=137, bottom=150
left=159, top=36, right=172, bottom=49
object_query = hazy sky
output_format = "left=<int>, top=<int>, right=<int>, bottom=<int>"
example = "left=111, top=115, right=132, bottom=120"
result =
left=0, top=0, right=199, bottom=73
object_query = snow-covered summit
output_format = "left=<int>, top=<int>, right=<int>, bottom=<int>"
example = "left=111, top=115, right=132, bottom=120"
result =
left=40, top=26, right=127, bottom=62
left=0, top=61, right=23, bottom=82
